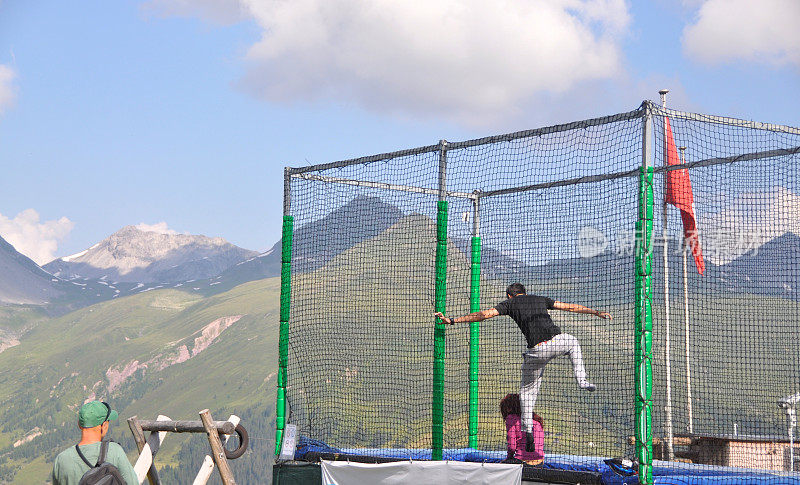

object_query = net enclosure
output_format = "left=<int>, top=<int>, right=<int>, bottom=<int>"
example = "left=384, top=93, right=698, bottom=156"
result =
left=274, top=100, right=800, bottom=484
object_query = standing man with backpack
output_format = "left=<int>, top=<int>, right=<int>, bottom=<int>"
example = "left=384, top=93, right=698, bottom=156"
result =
left=51, top=400, right=138, bottom=485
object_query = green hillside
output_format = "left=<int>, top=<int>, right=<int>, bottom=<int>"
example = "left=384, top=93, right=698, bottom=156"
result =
left=0, top=209, right=796, bottom=482
left=0, top=278, right=280, bottom=483
left=283, top=211, right=800, bottom=462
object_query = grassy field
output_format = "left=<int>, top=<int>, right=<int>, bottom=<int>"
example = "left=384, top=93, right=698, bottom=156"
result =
left=285, top=213, right=800, bottom=463
left=0, top=212, right=796, bottom=482
left=0, top=278, right=280, bottom=483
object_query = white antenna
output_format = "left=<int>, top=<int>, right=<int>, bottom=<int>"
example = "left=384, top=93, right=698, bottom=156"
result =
left=659, top=89, right=669, bottom=107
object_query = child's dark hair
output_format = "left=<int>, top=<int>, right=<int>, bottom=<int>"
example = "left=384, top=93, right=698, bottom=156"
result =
left=500, top=393, right=521, bottom=419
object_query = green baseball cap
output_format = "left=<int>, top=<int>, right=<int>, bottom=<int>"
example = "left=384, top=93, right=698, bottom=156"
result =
left=78, top=401, right=119, bottom=428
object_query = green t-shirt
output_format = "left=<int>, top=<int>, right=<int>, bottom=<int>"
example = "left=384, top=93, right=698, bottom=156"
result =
left=51, top=441, right=138, bottom=485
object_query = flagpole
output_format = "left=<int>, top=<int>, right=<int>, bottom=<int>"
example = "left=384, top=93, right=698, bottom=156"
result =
left=659, top=88, right=675, bottom=461
left=679, top=146, right=695, bottom=435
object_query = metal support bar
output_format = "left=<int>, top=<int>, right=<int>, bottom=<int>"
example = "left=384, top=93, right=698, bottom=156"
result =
left=291, top=145, right=800, bottom=203
left=286, top=107, right=646, bottom=175
left=283, top=168, right=291, bottom=216
left=654, top=146, right=800, bottom=173
left=432, top=140, right=448, bottom=461
left=276, top=166, right=294, bottom=455
left=468, top=195, right=481, bottom=448
left=472, top=194, right=481, bottom=237
left=287, top=144, right=441, bottom=175
left=660, top=90, right=675, bottom=463
left=682, top=247, right=694, bottom=435
left=635, top=102, right=655, bottom=485
left=438, top=140, right=448, bottom=200
left=678, top=146, right=695, bottom=436
left=476, top=169, right=640, bottom=199
left=649, top=103, right=800, bottom=135
left=290, top=173, right=475, bottom=199
left=446, top=107, right=646, bottom=150
left=276, top=214, right=293, bottom=455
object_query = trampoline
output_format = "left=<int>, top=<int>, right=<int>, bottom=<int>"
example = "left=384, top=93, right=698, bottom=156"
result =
left=294, top=437, right=800, bottom=485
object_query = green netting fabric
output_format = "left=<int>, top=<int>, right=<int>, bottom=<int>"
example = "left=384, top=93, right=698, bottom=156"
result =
left=281, top=102, right=800, bottom=479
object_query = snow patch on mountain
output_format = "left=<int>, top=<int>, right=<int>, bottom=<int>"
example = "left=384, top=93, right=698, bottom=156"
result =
left=45, top=226, right=257, bottom=283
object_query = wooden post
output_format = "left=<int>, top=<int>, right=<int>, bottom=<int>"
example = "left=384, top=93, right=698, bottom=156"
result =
left=128, top=416, right=163, bottom=485
left=193, top=415, right=241, bottom=485
left=192, top=414, right=241, bottom=485
left=136, top=420, right=235, bottom=434
left=199, top=409, right=236, bottom=485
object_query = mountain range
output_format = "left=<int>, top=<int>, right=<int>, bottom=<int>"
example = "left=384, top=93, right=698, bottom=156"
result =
left=0, top=236, right=66, bottom=306
left=0, top=195, right=797, bottom=482
left=1, top=195, right=797, bottom=315
left=0, top=235, right=121, bottom=313
left=43, top=225, right=258, bottom=283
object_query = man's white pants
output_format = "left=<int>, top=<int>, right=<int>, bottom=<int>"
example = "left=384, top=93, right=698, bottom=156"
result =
left=520, top=333, right=588, bottom=433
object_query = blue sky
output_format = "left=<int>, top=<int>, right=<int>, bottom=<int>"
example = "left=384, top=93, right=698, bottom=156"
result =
left=0, top=0, right=797, bottom=264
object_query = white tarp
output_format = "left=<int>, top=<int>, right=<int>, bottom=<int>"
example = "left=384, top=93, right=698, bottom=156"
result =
left=320, top=459, right=522, bottom=485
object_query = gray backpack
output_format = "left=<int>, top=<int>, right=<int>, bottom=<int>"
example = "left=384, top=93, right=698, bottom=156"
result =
left=75, top=441, right=126, bottom=485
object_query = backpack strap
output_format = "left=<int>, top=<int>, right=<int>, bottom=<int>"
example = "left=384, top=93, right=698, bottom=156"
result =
left=97, top=440, right=109, bottom=466
left=74, top=441, right=111, bottom=468
left=75, top=444, right=94, bottom=468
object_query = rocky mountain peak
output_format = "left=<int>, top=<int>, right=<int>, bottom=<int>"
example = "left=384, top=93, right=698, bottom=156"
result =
left=44, top=226, right=257, bottom=283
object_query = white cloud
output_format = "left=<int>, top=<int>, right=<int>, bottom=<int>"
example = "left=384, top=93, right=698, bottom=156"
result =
left=0, top=64, right=17, bottom=116
left=683, top=0, right=800, bottom=67
left=135, top=222, right=181, bottom=235
left=700, top=187, right=800, bottom=265
left=0, top=209, right=74, bottom=265
left=144, top=0, right=631, bottom=124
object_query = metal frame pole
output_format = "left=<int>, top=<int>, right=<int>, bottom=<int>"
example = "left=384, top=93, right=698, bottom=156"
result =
left=468, top=194, right=481, bottom=448
left=432, top=140, right=449, bottom=460
left=276, top=167, right=294, bottom=455
left=659, top=89, right=675, bottom=462
left=635, top=101, right=655, bottom=485
left=790, top=407, right=796, bottom=472
left=678, top=146, right=694, bottom=436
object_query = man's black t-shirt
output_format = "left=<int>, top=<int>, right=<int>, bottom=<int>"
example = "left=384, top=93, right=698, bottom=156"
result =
left=494, top=294, right=561, bottom=348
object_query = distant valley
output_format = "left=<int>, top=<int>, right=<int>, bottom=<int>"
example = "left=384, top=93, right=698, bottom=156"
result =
left=0, top=195, right=796, bottom=482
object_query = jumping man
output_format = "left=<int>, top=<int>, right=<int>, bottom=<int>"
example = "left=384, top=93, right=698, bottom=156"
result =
left=435, top=283, right=612, bottom=451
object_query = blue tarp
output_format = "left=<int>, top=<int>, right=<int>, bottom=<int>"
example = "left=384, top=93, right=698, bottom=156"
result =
left=295, top=437, right=800, bottom=484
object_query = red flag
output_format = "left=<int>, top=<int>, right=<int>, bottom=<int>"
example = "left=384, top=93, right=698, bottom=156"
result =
left=664, top=117, right=705, bottom=274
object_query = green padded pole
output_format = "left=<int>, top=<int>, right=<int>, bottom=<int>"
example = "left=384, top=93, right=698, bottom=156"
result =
left=275, top=215, right=294, bottom=455
left=468, top=235, right=481, bottom=448
left=433, top=199, right=448, bottom=460
left=635, top=166, right=654, bottom=483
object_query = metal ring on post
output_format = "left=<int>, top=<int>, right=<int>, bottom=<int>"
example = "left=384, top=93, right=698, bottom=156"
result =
left=224, top=424, right=249, bottom=460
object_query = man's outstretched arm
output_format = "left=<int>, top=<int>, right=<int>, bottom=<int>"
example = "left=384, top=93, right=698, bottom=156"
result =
left=552, top=301, right=612, bottom=319
left=435, top=308, right=499, bottom=325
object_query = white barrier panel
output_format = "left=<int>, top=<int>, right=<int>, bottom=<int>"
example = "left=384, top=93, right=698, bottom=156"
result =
left=321, top=460, right=522, bottom=485
left=133, top=415, right=170, bottom=484
left=192, top=414, right=240, bottom=485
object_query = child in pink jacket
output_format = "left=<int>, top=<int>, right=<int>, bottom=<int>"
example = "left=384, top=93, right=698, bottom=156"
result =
left=501, top=393, right=544, bottom=465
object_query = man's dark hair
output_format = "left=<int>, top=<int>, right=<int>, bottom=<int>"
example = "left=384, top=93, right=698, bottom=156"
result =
left=506, top=283, right=526, bottom=297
